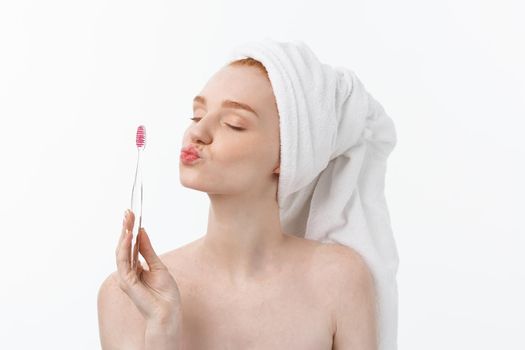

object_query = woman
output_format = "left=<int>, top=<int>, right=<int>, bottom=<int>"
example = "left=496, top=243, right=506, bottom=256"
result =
left=98, top=47, right=385, bottom=350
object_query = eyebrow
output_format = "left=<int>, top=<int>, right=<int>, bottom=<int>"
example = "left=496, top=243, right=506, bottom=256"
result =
left=193, top=95, right=259, bottom=119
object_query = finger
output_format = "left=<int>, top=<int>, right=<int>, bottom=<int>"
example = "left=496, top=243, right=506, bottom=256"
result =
left=116, top=210, right=128, bottom=257
left=115, top=209, right=138, bottom=282
left=136, top=259, right=145, bottom=273
left=125, top=209, right=135, bottom=234
left=116, top=209, right=137, bottom=276
left=116, top=227, right=134, bottom=287
left=138, top=228, right=166, bottom=271
left=132, top=232, right=140, bottom=271
left=116, top=209, right=134, bottom=256
left=116, top=228, right=146, bottom=298
left=115, top=235, right=159, bottom=319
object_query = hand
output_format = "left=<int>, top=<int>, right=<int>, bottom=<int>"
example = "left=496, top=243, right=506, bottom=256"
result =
left=115, top=209, right=182, bottom=325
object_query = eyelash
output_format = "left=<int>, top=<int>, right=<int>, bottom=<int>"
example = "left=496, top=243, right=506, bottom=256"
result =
left=189, top=117, right=245, bottom=131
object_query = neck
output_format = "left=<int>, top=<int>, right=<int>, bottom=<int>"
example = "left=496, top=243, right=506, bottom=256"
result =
left=198, top=191, right=287, bottom=284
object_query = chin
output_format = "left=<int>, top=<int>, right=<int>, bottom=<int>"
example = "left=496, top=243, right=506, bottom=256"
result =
left=179, top=174, right=209, bottom=192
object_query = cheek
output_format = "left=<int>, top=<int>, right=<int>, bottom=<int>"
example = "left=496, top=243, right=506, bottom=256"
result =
left=214, top=139, right=275, bottom=180
left=212, top=135, right=261, bottom=162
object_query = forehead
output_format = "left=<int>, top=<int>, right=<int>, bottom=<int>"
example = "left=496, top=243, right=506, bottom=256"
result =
left=198, top=65, right=275, bottom=113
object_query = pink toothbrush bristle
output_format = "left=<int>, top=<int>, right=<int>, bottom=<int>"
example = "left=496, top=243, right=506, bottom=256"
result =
left=136, top=125, right=146, bottom=148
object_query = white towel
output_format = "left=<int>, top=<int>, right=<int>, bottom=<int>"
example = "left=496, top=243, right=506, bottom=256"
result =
left=226, top=38, right=399, bottom=349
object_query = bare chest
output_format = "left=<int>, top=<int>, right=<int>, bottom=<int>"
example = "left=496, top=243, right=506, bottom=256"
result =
left=176, top=273, right=335, bottom=350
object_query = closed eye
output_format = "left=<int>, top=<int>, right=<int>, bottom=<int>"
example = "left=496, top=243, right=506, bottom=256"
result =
left=189, top=117, right=245, bottom=131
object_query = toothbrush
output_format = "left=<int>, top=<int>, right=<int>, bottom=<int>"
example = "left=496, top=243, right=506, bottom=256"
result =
left=131, top=125, right=146, bottom=270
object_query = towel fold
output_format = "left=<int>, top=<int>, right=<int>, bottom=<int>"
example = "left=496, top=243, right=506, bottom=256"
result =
left=226, top=38, right=399, bottom=350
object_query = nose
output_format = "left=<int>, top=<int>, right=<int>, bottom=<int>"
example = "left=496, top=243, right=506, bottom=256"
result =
left=186, top=118, right=212, bottom=146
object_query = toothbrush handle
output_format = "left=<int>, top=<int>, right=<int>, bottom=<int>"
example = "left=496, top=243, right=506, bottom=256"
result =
left=130, top=149, right=143, bottom=270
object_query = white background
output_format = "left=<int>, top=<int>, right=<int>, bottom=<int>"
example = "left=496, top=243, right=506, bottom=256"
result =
left=1, top=0, right=524, bottom=348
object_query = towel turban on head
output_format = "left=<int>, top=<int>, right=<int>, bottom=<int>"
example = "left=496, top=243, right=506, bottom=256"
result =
left=226, top=38, right=399, bottom=350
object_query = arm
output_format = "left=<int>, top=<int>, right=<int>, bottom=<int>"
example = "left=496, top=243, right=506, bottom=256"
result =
left=144, top=320, right=183, bottom=350
left=332, top=247, right=378, bottom=350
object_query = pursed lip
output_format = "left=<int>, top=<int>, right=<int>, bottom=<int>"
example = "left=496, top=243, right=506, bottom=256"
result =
left=180, top=145, right=201, bottom=158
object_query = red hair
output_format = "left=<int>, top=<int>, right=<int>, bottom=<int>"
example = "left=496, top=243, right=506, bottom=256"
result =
left=228, top=57, right=269, bottom=80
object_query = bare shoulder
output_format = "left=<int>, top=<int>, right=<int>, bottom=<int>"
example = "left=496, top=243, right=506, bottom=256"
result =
left=315, top=243, right=378, bottom=349
left=157, top=237, right=204, bottom=275
left=317, top=242, right=373, bottom=275
left=284, top=236, right=375, bottom=300
left=321, top=242, right=375, bottom=301
left=97, top=271, right=146, bottom=349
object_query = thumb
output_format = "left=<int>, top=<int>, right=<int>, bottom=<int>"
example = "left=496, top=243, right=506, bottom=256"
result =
left=138, top=228, right=166, bottom=271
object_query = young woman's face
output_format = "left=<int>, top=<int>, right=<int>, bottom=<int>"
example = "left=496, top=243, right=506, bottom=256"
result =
left=179, top=64, right=281, bottom=200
